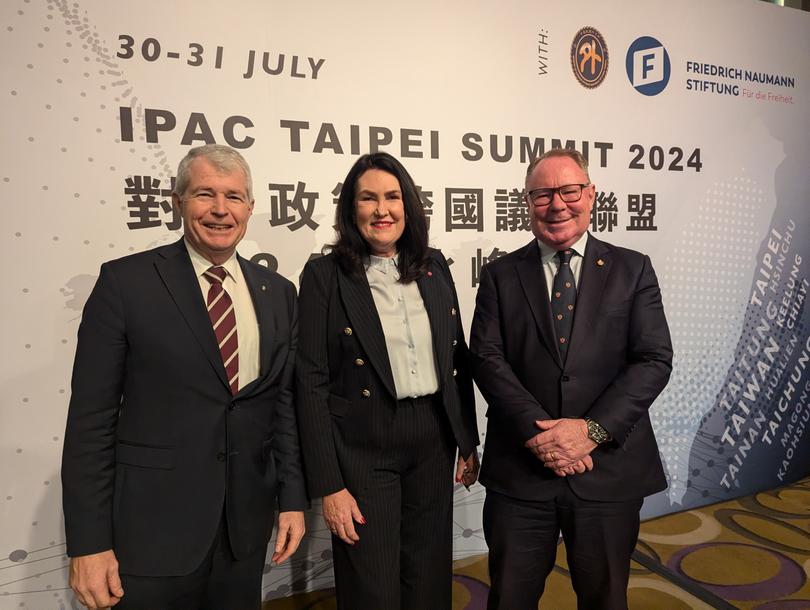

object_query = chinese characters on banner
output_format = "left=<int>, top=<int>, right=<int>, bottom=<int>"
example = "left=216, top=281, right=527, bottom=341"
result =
left=124, top=176, right=658, bottom=287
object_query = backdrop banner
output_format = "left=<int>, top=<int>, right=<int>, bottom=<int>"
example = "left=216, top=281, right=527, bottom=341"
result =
left=2, top=0, right=808, bottom=604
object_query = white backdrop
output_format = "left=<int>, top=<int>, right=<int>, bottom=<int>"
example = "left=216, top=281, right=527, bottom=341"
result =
left=2, top=0, right=809, bottom=606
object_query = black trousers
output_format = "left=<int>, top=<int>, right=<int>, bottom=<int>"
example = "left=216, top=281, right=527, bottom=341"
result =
left=116, top=510, right=266, bottom=610
left=483, top=486, right=642, bottom=610
left=332, top=394, right=457, bottom=610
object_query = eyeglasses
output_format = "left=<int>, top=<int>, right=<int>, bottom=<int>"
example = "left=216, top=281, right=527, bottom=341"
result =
left=525, top=183, right=591, bottom=206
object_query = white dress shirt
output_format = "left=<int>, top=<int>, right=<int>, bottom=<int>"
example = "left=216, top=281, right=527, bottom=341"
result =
left=365, top=255, right=439, bottom=400
left=537, top=231, right=589, bottom=300
left=186, top=240, right=260, bottom=389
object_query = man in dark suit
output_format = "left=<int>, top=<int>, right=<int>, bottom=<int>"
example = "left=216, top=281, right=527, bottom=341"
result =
left=470, top=148, right=672, bottom=609
left=61, top=144, right=307, bottom=610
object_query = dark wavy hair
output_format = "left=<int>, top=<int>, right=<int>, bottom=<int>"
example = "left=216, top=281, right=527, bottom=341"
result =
left=331, top=152, right=429, bottom=283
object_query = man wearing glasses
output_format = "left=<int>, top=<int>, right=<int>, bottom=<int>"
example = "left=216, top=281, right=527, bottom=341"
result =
left=470, top=148, right=672, bottom=609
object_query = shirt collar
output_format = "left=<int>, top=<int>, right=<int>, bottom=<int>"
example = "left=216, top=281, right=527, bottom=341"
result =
left=185, top=238, right=240, bottom=283
left=537, top=231, right=589, bottom=265
left=365, top=253, right=399, bottom=275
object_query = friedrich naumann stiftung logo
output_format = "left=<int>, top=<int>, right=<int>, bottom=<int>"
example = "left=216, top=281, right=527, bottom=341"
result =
left=626, top=36, right=671, bottom=96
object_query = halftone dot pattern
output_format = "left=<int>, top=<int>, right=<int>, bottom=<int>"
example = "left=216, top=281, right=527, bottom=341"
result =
left=1, top=0, right=160, bottom=603
left=653, top=172, right=766, bottom=505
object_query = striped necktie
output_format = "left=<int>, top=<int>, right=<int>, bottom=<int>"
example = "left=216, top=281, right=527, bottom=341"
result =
left=204, top=266, right=239, bottom=394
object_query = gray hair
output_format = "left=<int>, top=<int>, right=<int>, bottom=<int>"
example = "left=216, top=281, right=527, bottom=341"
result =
left=174, top=144, right=254, bottom=201
left=525, top=147, right=590, bottom=183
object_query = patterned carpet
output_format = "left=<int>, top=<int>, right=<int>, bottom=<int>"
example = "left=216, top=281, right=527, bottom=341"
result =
left=266, top=476, right=810, bottom=609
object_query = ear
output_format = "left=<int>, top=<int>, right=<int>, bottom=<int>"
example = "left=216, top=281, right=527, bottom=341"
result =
left=172, top=192, right=182, bottom=212
left=584, top=184, right=596, bottom=211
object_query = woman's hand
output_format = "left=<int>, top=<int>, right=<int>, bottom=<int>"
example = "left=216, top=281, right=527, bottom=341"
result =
left=322, top=488, right=366, bottom=545
left=455, top=451, right=480, bottom=490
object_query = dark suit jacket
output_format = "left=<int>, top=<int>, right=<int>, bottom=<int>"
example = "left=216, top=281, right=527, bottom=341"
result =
left=295, top=250, right=479, bottom=499
left=61, top=239, right=307, bottom=576
left=470, top=235, right=672, bottom=502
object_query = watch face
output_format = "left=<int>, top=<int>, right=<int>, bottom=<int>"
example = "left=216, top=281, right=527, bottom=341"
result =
left=587, top=420, right=608, bottom=443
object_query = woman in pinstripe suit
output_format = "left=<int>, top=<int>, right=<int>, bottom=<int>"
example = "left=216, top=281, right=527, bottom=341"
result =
left=296, top=152, right=479, bottom=610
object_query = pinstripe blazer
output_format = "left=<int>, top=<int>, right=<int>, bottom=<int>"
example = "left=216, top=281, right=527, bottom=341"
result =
left=295, top=249, right=479, bottom=498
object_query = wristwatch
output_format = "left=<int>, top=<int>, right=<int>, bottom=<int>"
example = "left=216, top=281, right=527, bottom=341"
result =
left=585, top=418, right=611, bottom=444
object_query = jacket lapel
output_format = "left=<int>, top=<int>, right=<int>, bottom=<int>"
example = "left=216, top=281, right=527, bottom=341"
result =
left=516, top=240, right=562, bottom=368
left=568, top=235, right=610, bottom=360
left=336, top=265, right=397, bottom=398
left=238, top=256, right=275, bottom=394
left=416, top=261, right=452, bottom=385
left=155, top=239, right=230, bottom=391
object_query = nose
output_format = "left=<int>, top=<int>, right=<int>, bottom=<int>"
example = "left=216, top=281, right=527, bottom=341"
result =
left=373, top=199, right=389, bottom=217
left=211, top=193, right=228, bottom=215
left=549, top=191, right=568, bottom=210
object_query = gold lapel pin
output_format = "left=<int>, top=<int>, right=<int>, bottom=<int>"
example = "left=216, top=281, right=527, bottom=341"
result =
left=596, top=259, right=604, bottom=267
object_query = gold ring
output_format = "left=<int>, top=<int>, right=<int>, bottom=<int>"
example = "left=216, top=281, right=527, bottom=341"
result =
left=550, top=452, right=556, bottom=461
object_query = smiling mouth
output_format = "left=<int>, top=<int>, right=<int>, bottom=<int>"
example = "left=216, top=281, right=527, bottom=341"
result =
left=203, top=223, right=234, bottom=231
left=371, top=221, right=394, bottom=228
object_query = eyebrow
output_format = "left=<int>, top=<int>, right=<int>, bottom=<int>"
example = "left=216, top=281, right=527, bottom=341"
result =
left=356, top=189, right=402, bottom=196
left=192, top=186, right=246, bottom=195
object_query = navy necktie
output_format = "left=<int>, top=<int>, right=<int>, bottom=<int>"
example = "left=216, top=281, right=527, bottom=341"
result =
left=551, top=250, right=576, bottom=362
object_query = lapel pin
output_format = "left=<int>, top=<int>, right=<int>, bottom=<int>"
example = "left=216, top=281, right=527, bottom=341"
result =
left=596, top=259, right=604, bottom=267
left=261, top=284, right=267, bottom=291
left=427, top=271, right=433, bottom=277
